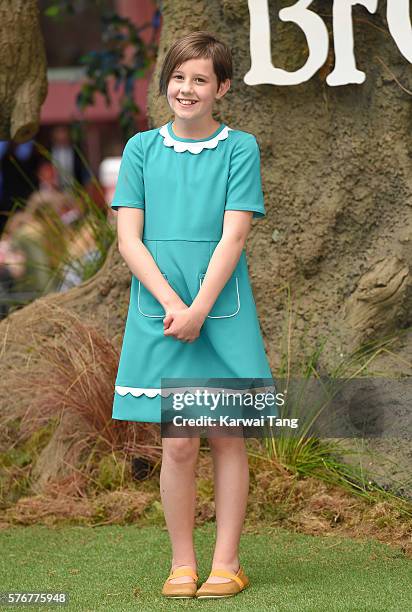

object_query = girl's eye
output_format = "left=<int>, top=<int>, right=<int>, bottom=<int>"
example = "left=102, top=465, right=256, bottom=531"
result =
left=173, top=75, right=204, bottom=83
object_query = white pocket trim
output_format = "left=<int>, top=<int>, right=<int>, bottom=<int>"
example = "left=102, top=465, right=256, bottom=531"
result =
left=199, top=274, right=240, bottom=318
left=137, top=273, right=167, bottom=318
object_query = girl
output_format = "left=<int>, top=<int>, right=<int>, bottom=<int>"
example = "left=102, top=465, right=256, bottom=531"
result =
left=111, top=31, right=276, bottom=599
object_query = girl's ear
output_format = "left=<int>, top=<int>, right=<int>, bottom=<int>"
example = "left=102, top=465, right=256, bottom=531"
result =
left=216, top=79, right=231, bottom=99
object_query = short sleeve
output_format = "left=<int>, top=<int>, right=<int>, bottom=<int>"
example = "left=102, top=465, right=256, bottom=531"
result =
left=110, top=132, right=145, bottom=211
left=224, top=135, right=265, bottom=219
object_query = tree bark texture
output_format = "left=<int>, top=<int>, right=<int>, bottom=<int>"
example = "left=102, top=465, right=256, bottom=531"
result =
left=0, top=0, right=48, bottom=141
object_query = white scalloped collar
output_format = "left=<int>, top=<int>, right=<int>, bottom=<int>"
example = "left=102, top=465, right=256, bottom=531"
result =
left=159, top=121, right=232, bottom=154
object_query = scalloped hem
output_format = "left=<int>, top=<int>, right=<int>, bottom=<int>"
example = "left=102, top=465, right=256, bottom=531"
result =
left=112, top=390, right=162, bottom=422
left=113, top=384, right=278, bottom=423
left=114, top=385, right=277, bottom=398
left=115, top=386, right=163, bottom=398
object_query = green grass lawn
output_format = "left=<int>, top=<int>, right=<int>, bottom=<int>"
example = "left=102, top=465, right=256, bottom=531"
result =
left=0, top=523, right=411, bottom=611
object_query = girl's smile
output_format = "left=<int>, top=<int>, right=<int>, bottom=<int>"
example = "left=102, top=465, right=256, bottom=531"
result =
left=176, top=98, right=199, bottom=108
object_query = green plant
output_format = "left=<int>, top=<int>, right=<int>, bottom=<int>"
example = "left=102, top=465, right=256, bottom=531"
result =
left=43, top=0, right=161, bottom=139
left=96, top=452, right=127, bottom=491
left=257, top=283, right=412, bottom=515
left=4, top=144, right=116, bottom=313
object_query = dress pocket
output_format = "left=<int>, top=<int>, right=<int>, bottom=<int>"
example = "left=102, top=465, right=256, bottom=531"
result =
left=199, top=273, right=240, bottom=318
left=138, top=273, right=167, bottom=318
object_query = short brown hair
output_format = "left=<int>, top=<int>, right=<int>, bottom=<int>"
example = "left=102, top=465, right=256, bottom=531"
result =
left=158, top=31, right=232, bottom=96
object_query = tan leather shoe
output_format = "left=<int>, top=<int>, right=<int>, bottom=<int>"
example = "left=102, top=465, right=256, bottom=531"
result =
left=195, top=566, right=250, bottom=598
left=161, top=565, right=199, bottom=598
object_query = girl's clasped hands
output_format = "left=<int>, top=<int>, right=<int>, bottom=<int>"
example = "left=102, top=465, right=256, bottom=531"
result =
left=163, top=300, right=206, bottom=343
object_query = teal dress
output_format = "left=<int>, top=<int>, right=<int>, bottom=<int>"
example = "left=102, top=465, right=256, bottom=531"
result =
left=111, top=120, right=276, bottom=423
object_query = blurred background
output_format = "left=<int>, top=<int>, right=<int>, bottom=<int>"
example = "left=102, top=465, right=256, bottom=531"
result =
left=0, top=0, right=160, bottom=317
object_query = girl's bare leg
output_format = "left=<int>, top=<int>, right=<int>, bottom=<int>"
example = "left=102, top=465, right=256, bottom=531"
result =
left=205, top=435, right=249, bottom=583
left=160, top=435, right=200, bottom=584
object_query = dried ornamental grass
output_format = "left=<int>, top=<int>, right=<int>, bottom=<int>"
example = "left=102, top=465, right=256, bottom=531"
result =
left=1, top=302, right=162, bottom=460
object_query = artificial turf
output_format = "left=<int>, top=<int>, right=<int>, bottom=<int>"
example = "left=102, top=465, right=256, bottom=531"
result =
left=1, top=522, right=411, bottom=611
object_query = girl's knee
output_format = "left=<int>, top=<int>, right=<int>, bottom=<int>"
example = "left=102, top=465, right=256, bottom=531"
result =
left=208, top=435, right=246, bottom=453
left=162, top=436, right=200, bottom=464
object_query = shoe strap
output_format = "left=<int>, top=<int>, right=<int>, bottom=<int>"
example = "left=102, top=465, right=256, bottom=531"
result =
left=209, top=568, right=244, bottom=588
left=169, top=566, right=198, bottom=581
